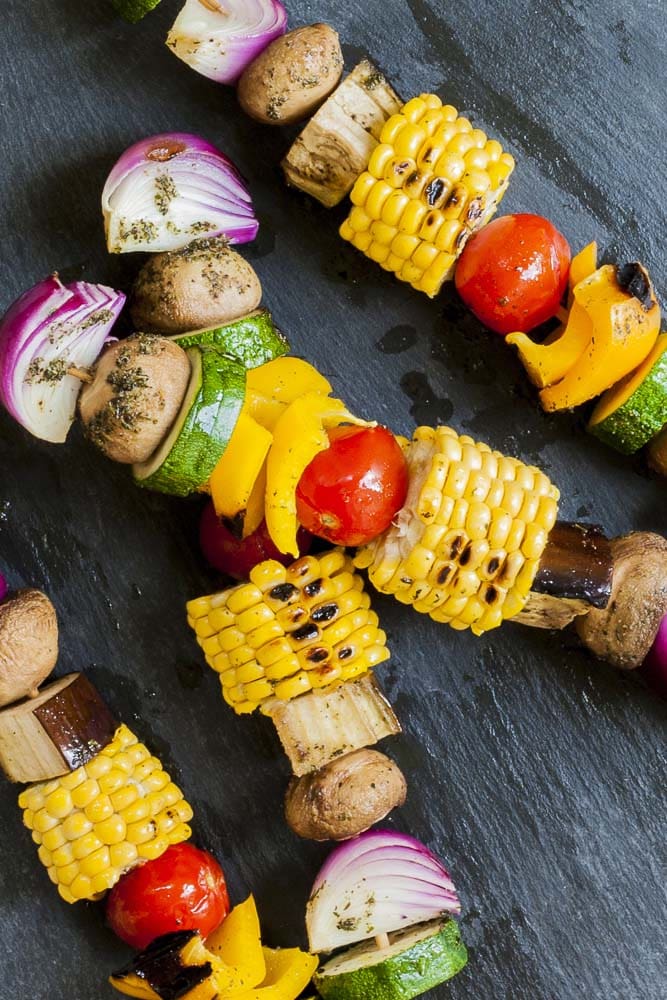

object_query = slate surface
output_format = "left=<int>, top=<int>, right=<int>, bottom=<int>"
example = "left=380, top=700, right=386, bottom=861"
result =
left=0, top=1, right=666, bottom=998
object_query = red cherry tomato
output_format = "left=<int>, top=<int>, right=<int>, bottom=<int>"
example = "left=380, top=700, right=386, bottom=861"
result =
left=455, top=213, right=571, bottom=335
left=296, top=426, right=408, bottom=547
left=106, top=843, right=229, bottom=950
left=200, top=503, right=312, bottom=580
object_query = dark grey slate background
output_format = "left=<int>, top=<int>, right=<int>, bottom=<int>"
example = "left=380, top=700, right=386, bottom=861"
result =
left=0, top=1, right=666, bottom=998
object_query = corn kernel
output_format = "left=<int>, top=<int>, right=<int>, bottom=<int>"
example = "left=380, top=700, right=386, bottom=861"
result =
left=370, top=220, right=398, bottom=246
left=274, top=671, right=312, bottom=702
left=94, top=816, right=127, bottom=845
left=228, top=645, right=256, bottom=669
left=367, top=143, right=395, bottom=178
left=366, top=179, right=394, bottom=219
left=250, top=559, right=287, bottom=591
left=398, top=200, right=428, bottom=234
left=350, top=172, right=376, bottom=206
left=352, top=232, right=373, bottom=253
left=208, top=606, right=235, bottom=632
left=110, top=842, right=138, bottom=870
left=412, top=242, right=439, bottom=271
left=380, top=112, right=408, bottom=145
left=256, top=636, right=294, bottom=667
left=72, top=832, right=104, bottom=861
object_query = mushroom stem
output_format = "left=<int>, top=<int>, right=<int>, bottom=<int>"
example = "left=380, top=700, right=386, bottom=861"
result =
left=67, top=366, right=94, bottom=384
left=375, top=933, right=390, bottom=950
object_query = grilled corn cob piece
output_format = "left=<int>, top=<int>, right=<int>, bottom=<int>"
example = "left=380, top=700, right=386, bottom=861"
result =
left=18, top=724, right=193, bottom=903
left=187, top=551, right=390, bottom=715
left=340, top=94, right=515, bottom=297
left=355, top=426, right=559, bottom=634
left=267, top=674, right=401, bottom=776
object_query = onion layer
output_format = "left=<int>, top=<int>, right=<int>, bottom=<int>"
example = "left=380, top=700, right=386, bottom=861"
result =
left=167, top=0, right=287, bottom=85
left=102, top=133, right=259, bottom=254
left=0, top=276, right=125, bottom=443
left=306, top=829, right=461, bottom=954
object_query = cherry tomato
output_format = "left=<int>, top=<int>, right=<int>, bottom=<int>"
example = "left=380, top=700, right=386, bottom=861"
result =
left=200, top=502, right=312, bottom=580
left=106, top=843, right=229, bottom=950
left=455, top=213, right=571, bottom=335
left=296, top=426, right=408, bottom=547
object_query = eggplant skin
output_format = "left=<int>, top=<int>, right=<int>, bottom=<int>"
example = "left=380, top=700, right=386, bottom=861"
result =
left=532, top=522, right=613, bottom=609
left=110, top=931, right=213, bottom=1000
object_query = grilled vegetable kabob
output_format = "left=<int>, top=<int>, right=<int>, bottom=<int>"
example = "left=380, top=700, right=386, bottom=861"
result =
left=0, top=573, right=318, bottom=1000
left=0, top=575, right=467, bottom=1000
left=137, top=2, right=667, bottom=475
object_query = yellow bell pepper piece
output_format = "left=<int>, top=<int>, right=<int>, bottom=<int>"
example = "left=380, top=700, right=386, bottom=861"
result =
left=265, top=393, right=373, bottom=558
left=248, top=357, right=332, bottom=403
left=568, top=240, right=598, bottom=293
left=109, top=974, right=159, bottom=1000
left=245, top=358, right=333, bottom=433
left=507, top=301, right=592, bottom=389
left=207, top=896, right=266, bottom=992
left=230, top=946, right=318, bottom=1000
left=506, top=241, right=601, bottom=389
left=209, top=413, right=273, bottom=525
left=243, top=461, right=268, bottom=537
left=540, top=264, right=661, bottom=412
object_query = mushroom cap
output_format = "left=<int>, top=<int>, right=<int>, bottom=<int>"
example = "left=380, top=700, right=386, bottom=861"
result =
left=79, top=334, right=191, bottom=464
left=0, top=590, right=59, bottom=707
left=576, top=532, right=667, bottom=669
left=285, top=748, right=407, bottom=841
left=130, top=238, right=262, bottom=336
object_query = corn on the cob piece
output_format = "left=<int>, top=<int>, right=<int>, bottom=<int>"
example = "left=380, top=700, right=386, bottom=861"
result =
left=340, top=94, right=515, bottom=297
left=186, top=551, right=390, bottom=715
left=18, top=723, right=193, bottom=903
left=267, top=674, right=401, bottom=776
left=356, top=426, right=559, bottom=635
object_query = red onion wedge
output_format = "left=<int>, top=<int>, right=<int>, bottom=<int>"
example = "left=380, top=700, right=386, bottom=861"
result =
left=102, top=133, right=259, bottom=254
left=167, top=0, right=287, bottom=85
left=306, top=829, right=461, bottom=954
left=0, top=275, right=125, bottom=443
left=0, top=573, right=7, bottom=603
left=640, top=612, right=667, bottom=698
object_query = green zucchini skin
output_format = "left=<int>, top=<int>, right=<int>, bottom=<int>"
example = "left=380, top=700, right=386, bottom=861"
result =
left=172, top=310, right=289, bottom=370
left=111, top=0, right=163, bottom=24
left=134, top=347, right=246, bottom=497
left=314, top=920, right=468, bottom=1000
left=590, top=348, right=667, bottom=454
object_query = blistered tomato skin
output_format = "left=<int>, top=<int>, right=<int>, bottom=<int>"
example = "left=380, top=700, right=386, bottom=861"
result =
left=454, top=213, right=571, bottom=335
left=296, top=426, right=409, bottom=547
left=200, top=503, right=312, bottom=580
left=106, top=843, right=230, bottom=950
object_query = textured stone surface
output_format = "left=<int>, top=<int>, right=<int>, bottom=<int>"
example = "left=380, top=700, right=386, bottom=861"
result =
left=0, top=1, right=666, bottom=998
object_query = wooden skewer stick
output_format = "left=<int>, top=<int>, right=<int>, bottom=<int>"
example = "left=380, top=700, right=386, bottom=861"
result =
left=555, top=305, right=569, bottom=324
left=375, top=933, right=390, bottom=950
left=67, top=366, right=93, bottom=383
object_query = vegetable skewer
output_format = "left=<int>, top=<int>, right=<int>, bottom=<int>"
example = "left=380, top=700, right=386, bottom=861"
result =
left=0, top=579, right=321, bottom=1000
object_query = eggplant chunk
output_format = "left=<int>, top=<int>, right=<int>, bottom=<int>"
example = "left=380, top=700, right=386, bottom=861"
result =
left=531, top=521, right=613, bottom=608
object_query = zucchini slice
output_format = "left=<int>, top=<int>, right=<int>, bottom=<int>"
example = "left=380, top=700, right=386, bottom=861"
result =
left=133, top=347, right=246, bottom=496
left=171, top=310, right=288, bottom=370
left=314, top=920, right=467, bottom=1000
left=589, top=333, right=667, bottom=453
left=111, top=0, right=162, bottom=24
